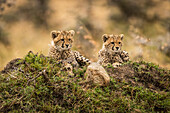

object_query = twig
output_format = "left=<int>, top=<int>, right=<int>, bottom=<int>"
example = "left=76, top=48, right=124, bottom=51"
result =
left=26, top=71, right=43, bottom=85
left=24, top=61, right=35, bottom=72
left=78, top=79, right=92, bottom=85
left=7, top=72, right=17, bottom=79
left=9, top=96, right=24, bottom=107
left=42, top=69, right=50, bottom=82
left=0, top=96, right=24, bottom=111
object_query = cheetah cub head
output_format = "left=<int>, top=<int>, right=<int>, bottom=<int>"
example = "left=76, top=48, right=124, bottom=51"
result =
left=102, top=34, right=124, bottom=52
left=51, top=30, right=75, bottom=50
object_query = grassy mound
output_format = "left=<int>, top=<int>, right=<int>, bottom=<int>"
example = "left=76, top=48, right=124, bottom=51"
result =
left=0, top=51, right=169, bottom=112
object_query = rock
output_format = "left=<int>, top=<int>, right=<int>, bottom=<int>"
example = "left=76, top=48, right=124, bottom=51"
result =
left=85, top=62, right=110, bottom=86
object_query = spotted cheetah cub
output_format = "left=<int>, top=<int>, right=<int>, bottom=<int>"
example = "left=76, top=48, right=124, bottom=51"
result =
left=48, top=30, right=91, bottom=67
left=98, top=34, right=129, bottom=67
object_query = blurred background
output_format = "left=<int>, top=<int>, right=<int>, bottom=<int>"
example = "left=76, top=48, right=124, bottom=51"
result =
left=0, top=0, right=170, bottom=70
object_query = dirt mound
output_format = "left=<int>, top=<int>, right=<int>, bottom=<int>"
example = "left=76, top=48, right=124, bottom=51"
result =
left=0, top=51, right=169, bottom=112
left=106, top=62, right=169, bottom=93
left=1, top=58, right=22, bottom=73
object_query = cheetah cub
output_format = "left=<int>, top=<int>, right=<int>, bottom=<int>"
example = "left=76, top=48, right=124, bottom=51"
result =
left=48, top=30, right=91, bottom=67
left=98, top=34, right=129, bottom=67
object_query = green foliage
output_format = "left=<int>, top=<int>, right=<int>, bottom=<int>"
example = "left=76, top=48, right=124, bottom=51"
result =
left=0, top=52, right=169, bottom=112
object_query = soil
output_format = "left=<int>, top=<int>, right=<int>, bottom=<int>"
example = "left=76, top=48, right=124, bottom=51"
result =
left=106, top=63, right=169, bottom=93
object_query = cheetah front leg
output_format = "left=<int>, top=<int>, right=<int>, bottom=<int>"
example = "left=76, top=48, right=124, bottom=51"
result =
left=112, top=62, right=121, bottom=67
left=74, top=51, right=91, bottom=66
left=64, top=57, right=79, bottom=68
left=120, top=50, right=129, bottom=62
left=111, top=53, right=123, bottom=67
left=62, top=63, right=74, bottom=77
left=98, top=51, right=111, bottom=67
left=98, top=56, right=111, bottom=67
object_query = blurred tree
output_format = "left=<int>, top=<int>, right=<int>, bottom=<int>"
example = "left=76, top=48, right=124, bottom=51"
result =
left=1, top=0, right=51, bottom=28
left=0, top=26, right=10, bottom=45
left=108, top=0, right=169, bottom=21
left=0, top=0, right=16, bottom=45
left=77, top=0, right=104, bottom=40
left=15, top=0, right=50, bottom=28
left=77, top=0, right=93, bottom=31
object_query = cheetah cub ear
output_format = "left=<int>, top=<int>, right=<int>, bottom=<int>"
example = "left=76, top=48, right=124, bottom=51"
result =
left=119, top=34, right=124, bottom=40
left=51, top=30, right=61, bottom=39
left=102, top=34, right=109, bottom=42
left=69, top=30, right=75, bottom=37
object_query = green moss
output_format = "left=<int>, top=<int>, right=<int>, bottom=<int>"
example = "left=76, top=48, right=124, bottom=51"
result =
left=0, top=52, right=169, bottom=112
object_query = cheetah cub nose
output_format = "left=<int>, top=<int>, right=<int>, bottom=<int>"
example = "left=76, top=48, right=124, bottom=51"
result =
left=66, top=44, right=69, bottom=48
left=116, top=47, right=119, bottom=50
